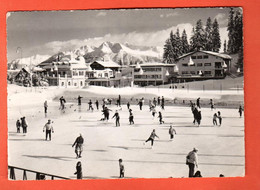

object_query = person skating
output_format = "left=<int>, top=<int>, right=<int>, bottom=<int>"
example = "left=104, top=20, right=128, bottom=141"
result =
left=144, top=129, right=159, bottom=148
left=161, top=96, right=165, bottom=110
left=217, top=111, right=222, bottom=126
left=72, top=134, right=84, bottom=158
left=169, top=125, right=177, bottom=140
left=127, top=102, right=130, bottom=110
left=74, top=161, right=82, bottom=179
left=102, top=107, right=112, bottom=121
left=197, top=111, right=202, bottom=126
left=192, top=106, right=199, bottom=125
left=238, top=105, right=243, bottom=118
left=88, top=100, right=94, bottom=111
left=138, top=99, right=143, bottom=110
left=119, top=158, right=125, bottom=178
left=77, top=95, right=83, bottom=106
left=158, top=111, right=164, bottom=124
left=44, top=100, right=48, bottom=117
left=196, top=97, right=201, bottom=109
left=112, top=110, right=120, bottom=127
left=59, top=96, right=66, bottom=110
left=129, top=110, right=134, bottom=125
left=152, top=107, right=156, bottom=118
left=16, top=119, right=21, bottom=133
left=157, top=97, right=161, bottom=106
left=209, top=99, right=214, bottom=110
left=43, top=119, right=54, bottom=141
left=95, top=100, right=99, bottom=110
left=118, top=95, right=121, bottom=107
left=21, top=117, right=28, bottom=133
left=213, top=113, right=218, bottom=126
left=153, top=97, right=157, bottom=107
left=186, top=148, right=199, bottom=177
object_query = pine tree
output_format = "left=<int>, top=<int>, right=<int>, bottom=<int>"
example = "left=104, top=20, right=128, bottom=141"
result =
left=175, top=28, right=183, bottom=56
left=181, top=29, right=189, bottom=54
left=212, top=19, right=221, bottom=52
left=227, top=8, right=235, bottom=53
left=163, top=38, right=174, bottom=63
left=205, top=17, right=213, bottom=51
left=223, top=40, right=227, bottom=53
left=234, top=10, right=243, bottom=53
left=190, top=19, right=206, bottom=51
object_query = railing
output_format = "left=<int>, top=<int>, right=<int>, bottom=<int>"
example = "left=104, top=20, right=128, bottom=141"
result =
left=8, top=166, right=70, bottom=180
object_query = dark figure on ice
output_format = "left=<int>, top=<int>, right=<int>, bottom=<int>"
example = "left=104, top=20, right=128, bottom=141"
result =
left=209, top=99, right=214, bottom=110
left=74, top=161, right=82, bottom=179
left=197, top=111, right=202, bottom=126
left=152, top=107, right=156, bottom=118
left=238, top=105, right=243, bottom=118
left=129, top=111, right=134, bottom=125
left=21, top=117, right=28, bottom=133
left=88, top=100, right=93, bottom=111
left=95, top=100, right=99, bottom=110
left=43, top=119, right=54, bottom=141
left=213, top=113, right=218, bottom=126
left=16, top=119, right=21, bottom=133
left=192, top=106, right=199, bottom=125
left=217, top=111, right=222, bottom=126
left=118, top=95, right=121, bottom=107
left=144, top=129, right=159, bottom=148
left=72, top=134, right=84, bottom=158
left=157, top=96, right=161, bottom=106
left=193, top=171, right=202, bottom=178
left=153, top=97, right=157, bottom=107
left=112, top=110, right=120, bottom=127
left=119, top=158, right=124, bottom=178
left=77, top=96, right=83, bottom=106
left=161, top=96, right=165, bottom=110
left=196, top=97, right=201, bottom=109
left=186, top=148, right=199, bottom=177
left=44, top=100, right=48, bottom=117
left=138, top=99, right=143, bottom=110
left=158, top=111, right=164, bottom=124
left=127, top=102, right=130, bottom=110
left=59, top=96, right=66, bottom=110
left=102, top=107, right=112, bottom=121
left=169, top=125, right=176, bottom=140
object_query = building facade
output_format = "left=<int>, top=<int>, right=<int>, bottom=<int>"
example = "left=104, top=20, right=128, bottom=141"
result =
left=175, top=50, right=231, bottom=82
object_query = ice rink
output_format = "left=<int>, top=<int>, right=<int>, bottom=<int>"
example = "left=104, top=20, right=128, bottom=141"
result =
left=8, top=88, right=244, bottom=179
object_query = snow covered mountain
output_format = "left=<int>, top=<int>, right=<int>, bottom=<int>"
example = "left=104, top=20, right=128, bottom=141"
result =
left=8, top=54, right=50, bottom=70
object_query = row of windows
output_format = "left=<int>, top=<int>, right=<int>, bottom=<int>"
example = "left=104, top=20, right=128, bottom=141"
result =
left=134, top=75, right=162, bottom=79
left=60, top=81, right=84, bottom=87
left=134, top=68, right=162, bottom=72
left=191, top=55, right=209, bottom=59
left=181, top=71, right=212, bottom=75
left=182, top=62, right=222, bottom=67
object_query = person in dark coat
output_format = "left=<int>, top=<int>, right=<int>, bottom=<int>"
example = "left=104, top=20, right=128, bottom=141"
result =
left=44, top=100, right=48, bottom=117
left=213, top=113, right=218, bottom=126
left=138, top=99, right=143, bottom=110
left=197, top=111, right=202, bottom=126
left=72, top=134, right=84, bottom=158
left=129, top=110, right=134, bottom=125
left=77, top=96, right=83, bottom=106
left=192, top=107, right=199, bottom=125
left=88, top=100, right=93, bottom=111
left=153, top=97, right=157, bottom=107
left=102, top=107, right=111, bottom=121
left=119, top=159, right=124, bottom=178
left=169, top=125, right=176, bottom=140
left=16, top=119, right=21, bottom=133
left=161, top=96, right=165, bottom=110
left=157, top=97, right=161, bottom=106
left=21, top=117, right=28, bottom=133
left=74, top=161, right=82, bottom=179
left=95, top=100, right=99, bottom=110
left=127, top=102, right=130, bottom=110
left=59, top=96, right=66, bottom=110
left=217, top=111, right=222, bottom=126
left=209, top=99, right=214, bottom=110
left=196, top=97, right=201, bottom=108
left=238, top=105, right=243, bottom=117
left=112, top=110, right=120, bottom=127
left=193, top=170, right=202, bottom=177
left=158, top=111, right=164, bottom=124
left=118, top=95, right=121, bottom=107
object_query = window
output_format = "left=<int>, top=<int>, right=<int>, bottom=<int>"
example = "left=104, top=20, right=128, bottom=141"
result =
left=191, top=56, right=196, bottom=59
left=197, top=55, right=202, bottom=59
left=79, top=71, right=84, bottom=76
left=61, top=82, right=64, bottom=86
left=182, top=71, right=189, bottom=74
left=203, top=55, right=209, bottom=59
left=204, top=71, right=211, bottom=75
left=68, top=82, right=71, bottom=86
left=190, top=71, right=196, bottom=75
left=80, top=81, right=83, bottom=86
left=104, top=73, right=108, bottom=77
left=197, top=63, right=203, bottom=67
left=182, top=64, right=188, bottom=67
left=204, top=63, right=211, bottom=66
left=74, top=83, right=77, bottom=86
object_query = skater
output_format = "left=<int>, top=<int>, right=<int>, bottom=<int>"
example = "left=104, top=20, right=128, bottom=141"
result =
left=44, top=100, right=48, bottom=117
left=158, top=111, right=164, bottom=124
left=157, top=97, right=161, bottom=106
left=127, top=102, right=130, bottom=110
left=43, top=119, right=54, bottom=141
left=144, top=129, right=159, bottom=147
left=138, top=99, right=143, bottom=110
left=77, top=95, right=83, bottom=106
left=238, top=105, right=243, bottom=117
left=95, top=100, right=99, bottom=110
left=129, top=111, right=134, bottom=125
left=112, top=110, right=120, bottom=127
left=197, top=111, right=202, bottom=126
left=74, top=161, right=82, bottom=179
left=21, top=117, right=28, bottom=133
left=153, top=97, right=157, bottom=107
left=119, top=158, right=124, bottom=178
left=16, top=119, right=21, bottom=133
left=161, top=96, right=165, bottom=110
left=152, top=107, right=156, bottom=118
left=213, top=113, right=218, bottom=126
left=196, top=97, right=201, bottom=108
left=102, top=107, right=112, bottom=121
left=59, top=96, right=66, bottom=110
left=192, top=106, right=198, bottom=124
left=169, top=125, right=177, bottom=140
left=88, top=100, right=93, bottom=111
left=186, top=148, right=199, bottom=177
left=217, top=111, right=222, bottom=126
left=72, top=134, right=84, bottom=158
left=209, top=99, right=214, bottom=110
left=118, top=95, right=121, bottom=107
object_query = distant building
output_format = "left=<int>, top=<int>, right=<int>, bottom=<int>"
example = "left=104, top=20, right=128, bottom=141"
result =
left=132, top=63, right=176, bottom=86
left=175, top=50, right=231, bottom=82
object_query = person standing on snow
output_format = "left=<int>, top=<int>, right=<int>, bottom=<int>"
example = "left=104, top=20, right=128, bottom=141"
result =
left=43, top=119, right=54, bottom=141
left=72, top=134, right=84, bottom=158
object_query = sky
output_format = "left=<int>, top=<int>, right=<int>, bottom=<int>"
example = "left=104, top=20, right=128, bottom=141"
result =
left=6, top=7, right=242, bottom=62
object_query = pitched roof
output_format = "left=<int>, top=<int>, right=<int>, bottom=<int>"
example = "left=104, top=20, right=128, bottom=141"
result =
left=177, top=50, right=232, bottom=60
left=91, top=61, right=120, bottom=68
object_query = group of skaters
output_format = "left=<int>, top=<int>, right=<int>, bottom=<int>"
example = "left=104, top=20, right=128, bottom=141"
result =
left=16, top=117, right=28, bottom=133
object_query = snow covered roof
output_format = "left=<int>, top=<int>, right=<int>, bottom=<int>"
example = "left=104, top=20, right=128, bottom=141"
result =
left=177, top=50, right=232, bottom=60
left=91, top=61, right=120, bottom=68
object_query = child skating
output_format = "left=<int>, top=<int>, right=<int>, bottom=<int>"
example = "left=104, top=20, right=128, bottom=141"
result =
left=213, top=113, right=218, bottom=126
left=158, top=111, right=164, bottom=124
left=169, top=125, right=177, bottom=140
left=119, top=158, right=124, bottom=178
left=144, top=129, right=159, bottom=148
left=112, top=110, right=120, bottom=127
